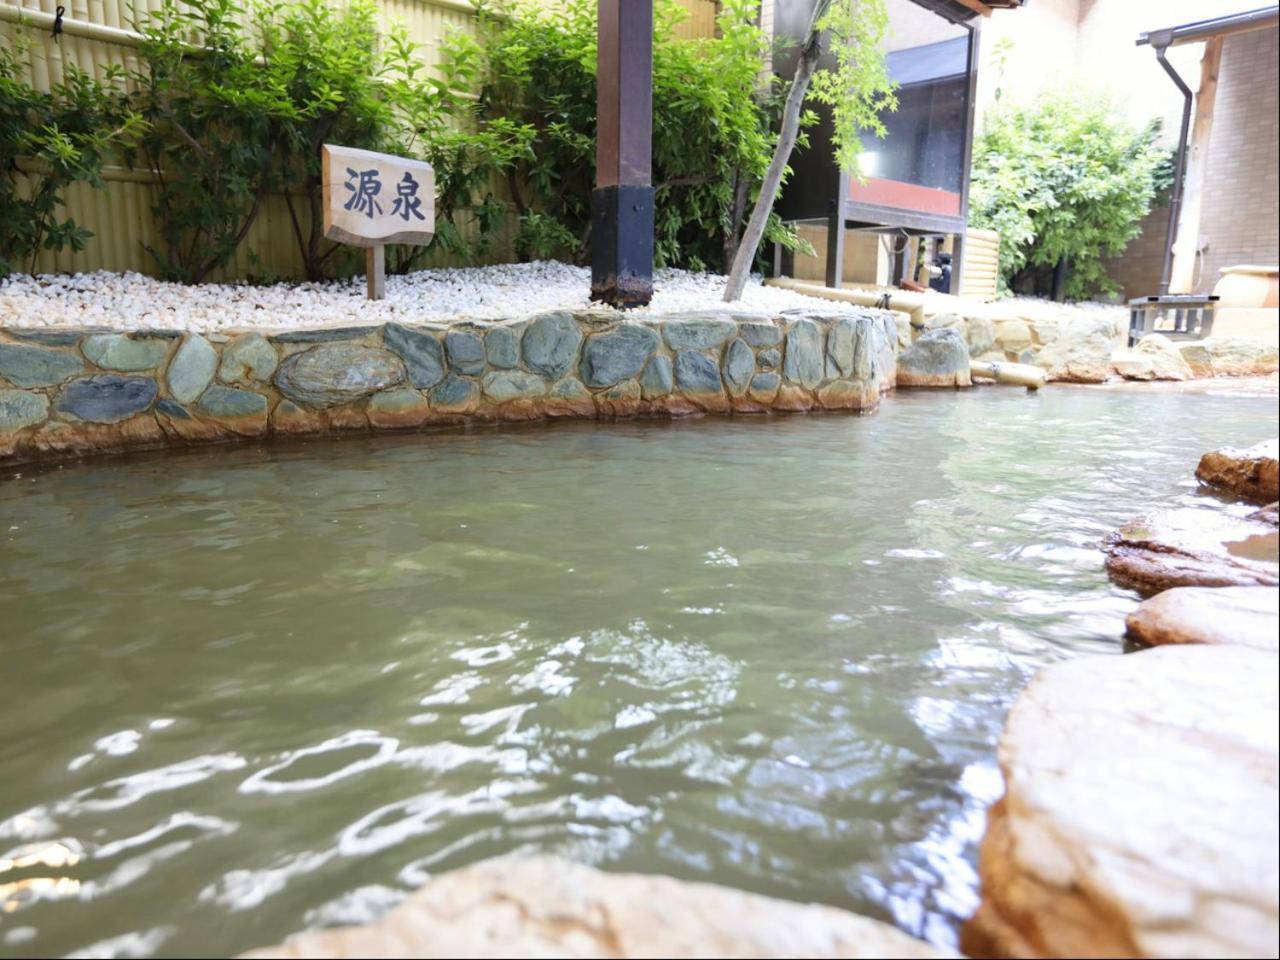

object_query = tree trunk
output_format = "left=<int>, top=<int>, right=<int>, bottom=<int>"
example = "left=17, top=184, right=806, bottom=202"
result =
left=724, top=3, right=827, bottom=302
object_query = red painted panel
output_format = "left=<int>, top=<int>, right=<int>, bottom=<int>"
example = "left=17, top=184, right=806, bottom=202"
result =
left=848, top=177, right=962, bottom=217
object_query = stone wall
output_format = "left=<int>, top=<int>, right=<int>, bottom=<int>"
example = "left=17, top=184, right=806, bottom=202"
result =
left=0, top=309, right=898, bottom=465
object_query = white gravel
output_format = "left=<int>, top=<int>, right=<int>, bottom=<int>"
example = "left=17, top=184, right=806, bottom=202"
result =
left=0, top=261, right=868, bottom=333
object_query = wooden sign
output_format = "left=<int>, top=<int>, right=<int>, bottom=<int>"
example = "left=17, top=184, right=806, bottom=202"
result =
left=321, top=144, right=435, bottom=300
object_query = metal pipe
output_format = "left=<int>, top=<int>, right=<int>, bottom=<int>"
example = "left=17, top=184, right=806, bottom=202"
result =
left=0, top=0, right=477, bottom=48
left=1138, top=5, right=1278, bottom=48
left=1155, top=45, right=1193, bottom=296
left=0, top=2, right=145, bottom=47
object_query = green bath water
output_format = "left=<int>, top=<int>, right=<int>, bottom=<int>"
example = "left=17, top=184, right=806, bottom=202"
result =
left=1, top=385, right=1275, bottom=957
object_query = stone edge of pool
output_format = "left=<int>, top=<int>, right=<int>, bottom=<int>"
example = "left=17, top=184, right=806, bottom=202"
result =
left=0, top=308, right=898, bottom=466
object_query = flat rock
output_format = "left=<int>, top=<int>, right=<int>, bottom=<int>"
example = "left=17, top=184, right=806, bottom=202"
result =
left=54, top=376, right=158, bottom=423
left=269, top=327, right=368, bottom=343
left=482, top=370, right=545, bottom=403
left=738, top=320, right=784, bottom=347
left=167, top=334, right=217, bottom=403
left=1196, top=440, right=1279, bottom=504
left=897, top=327, right=970, bottom=388
left=1201, top=337, right=1280, bottom=377
left=662, top=316, right=736, bottom=350
left=82, top=334, right=169, bottom=371
left=242, top=855, right=950, bottom=959
left=196, top=385, right=268, bottom=420
left=964, top=645, right=1279, bottom=959
left=0, top=343, right=83, bottom=388
left=0, top=389, right=48, bottom=432
left=275, top=344, right=405, bottom=408
left=1125, top=585, right=1278, bottom=650
left=1104, top=507, right=1279, bottom=596
left=219, top=333, right=279, bottom=384
left=383, top=323, right=445, bottom=389
left=522, top=312, right=582, bottom=380
left=581, top=325, right=659, bottom=388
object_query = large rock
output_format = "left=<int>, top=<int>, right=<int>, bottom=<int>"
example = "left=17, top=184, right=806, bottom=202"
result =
left=275, top=344, right=405, bottom=408
left=1104, top=507, right=1279, bottom=595
left=723, top=338, right=754, bottom=395
left=0, top=343, right=83, bottom=387
left=674, top=349, right=723, bottom=397
left=662, top=316, right=736, bottom=351
left=1177, top=340, right=1215, bottom=378
left=964, top=645, right=1279, bottom=959
left=782, top=318, right=823, bottom=388
left=522, top=312, right=582, bottom=381
left=964, top=314, right=996, bottom=357
left=242, top=855, right=950, bottom=959
left=219, top=333, right=279, bottom=384
left=1196, top=440, right=1279, bottom=504
left=896, top=327, right=970, bottom=388
left=1033, top=318, right=1116, bottom=383
left=166, top=334, right=217, bottom=403
left=1201, top=337, right=1280, bottom=377
left=444, top=330, right=486, bottom=376
left=1135, top=333, right=1192, bottom=380
left=581, top=325, right=659, bottom=388
left=1125, top=585, right=1278, bottom=651
left=82, top=333, right=170, bottom=371
left=382, top=324, right=445, bottom=389
left=992, top=318, right=1032, bottom=356
left=54, top=376, right=158, bottom=423
left=481, top=370, right=546, bottom=404
left=0, top=389, right=48, bottom=432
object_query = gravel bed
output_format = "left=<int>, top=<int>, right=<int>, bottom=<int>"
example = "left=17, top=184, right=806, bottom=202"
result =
left=0, top=261, right=871, bottom=333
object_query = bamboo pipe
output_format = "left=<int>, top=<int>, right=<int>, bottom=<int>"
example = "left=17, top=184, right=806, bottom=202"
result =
left=765, top=276, right=927, bottom=328
left=971, top=360, right=1045, bottom=389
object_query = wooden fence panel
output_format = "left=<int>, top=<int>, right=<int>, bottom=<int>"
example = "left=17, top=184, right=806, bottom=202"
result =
left=5, top=0, right=718, bottom=279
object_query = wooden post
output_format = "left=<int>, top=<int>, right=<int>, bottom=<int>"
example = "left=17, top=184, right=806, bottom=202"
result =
left=591, top=0, right=654, bottom=307
left=366, top=244, right=386, bottom=300
left=1169, top=37, right=1222, bottom=294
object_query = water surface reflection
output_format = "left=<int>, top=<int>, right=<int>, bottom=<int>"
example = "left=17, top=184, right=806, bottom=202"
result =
left=1, top=386, right=1274, bottom=957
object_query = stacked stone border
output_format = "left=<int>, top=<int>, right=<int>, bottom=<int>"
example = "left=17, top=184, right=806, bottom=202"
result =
left=1, top=309, right=898, bottom=465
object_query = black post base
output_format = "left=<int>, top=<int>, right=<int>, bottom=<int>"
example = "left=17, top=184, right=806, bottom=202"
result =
left=591, top=185, right=654, bottom=308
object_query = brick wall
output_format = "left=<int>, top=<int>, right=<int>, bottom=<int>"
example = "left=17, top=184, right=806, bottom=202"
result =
left=1197, top=26, right=1280, bottom=292
left=1103, top=25, right=1279, bottom=298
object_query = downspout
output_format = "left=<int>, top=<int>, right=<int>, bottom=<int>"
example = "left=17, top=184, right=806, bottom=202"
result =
left=1154, top=43, right=1193, bottom=296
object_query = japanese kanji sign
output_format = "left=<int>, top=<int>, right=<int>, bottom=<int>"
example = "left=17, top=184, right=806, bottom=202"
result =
left=321, top=144, right=435, bottom=248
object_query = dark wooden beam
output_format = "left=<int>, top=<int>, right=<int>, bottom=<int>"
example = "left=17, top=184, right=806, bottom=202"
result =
left=591, top=0, right=654, bottom=307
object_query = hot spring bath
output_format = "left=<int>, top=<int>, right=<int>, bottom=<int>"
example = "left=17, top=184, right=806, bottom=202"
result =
left=1, top=385, right=1275, bottom=957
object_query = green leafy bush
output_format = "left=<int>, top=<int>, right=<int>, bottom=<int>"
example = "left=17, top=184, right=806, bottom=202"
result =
left=128, top=0, right=520, bottom=283
left=968, top=91, right=1164, bottom=300
left=468, top=0, right=789, bottom=272
left=1, top=36, right=138, bottom=276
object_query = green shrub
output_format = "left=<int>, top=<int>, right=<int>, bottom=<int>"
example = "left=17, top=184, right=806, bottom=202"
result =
left=468, top=0, right=791, bottom=272
left=968, top=91, right=1164, bottom=300
left=1, top=35, right=138, bottom=277
left=128, top=0, right=516, bottom=283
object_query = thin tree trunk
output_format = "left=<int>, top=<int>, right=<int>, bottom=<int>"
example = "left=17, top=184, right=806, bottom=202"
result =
left=724, top=2, right=828, bottom=302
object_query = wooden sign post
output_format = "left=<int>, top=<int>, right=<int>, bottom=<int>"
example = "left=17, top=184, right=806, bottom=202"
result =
left=321, top=144, right=435, bottom=300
